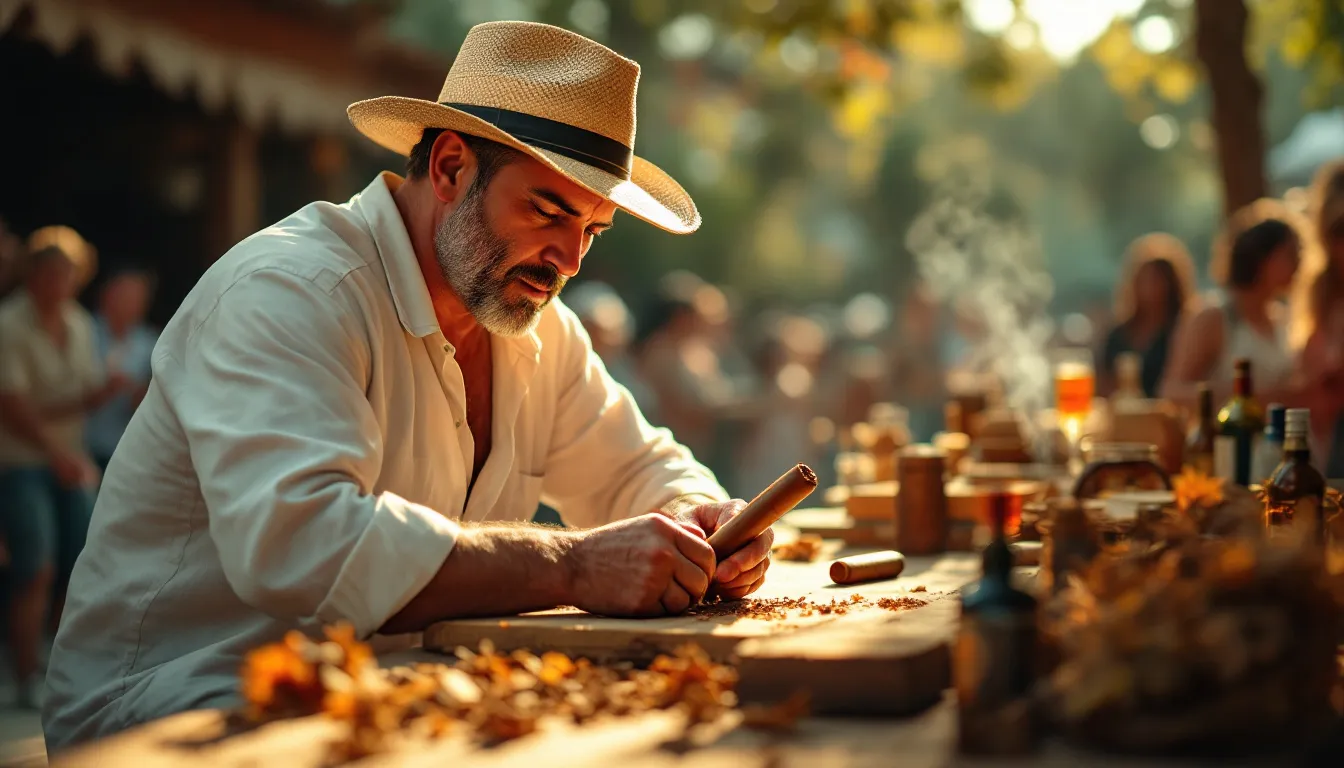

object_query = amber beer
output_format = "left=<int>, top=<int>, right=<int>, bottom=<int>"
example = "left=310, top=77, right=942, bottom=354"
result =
left=1054, top=361, right=1095, bottom=427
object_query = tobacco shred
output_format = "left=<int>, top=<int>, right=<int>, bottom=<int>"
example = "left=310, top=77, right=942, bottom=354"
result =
left=690, top=594, right=928, bottom=620
left=239, top=628, right=739, bottom=761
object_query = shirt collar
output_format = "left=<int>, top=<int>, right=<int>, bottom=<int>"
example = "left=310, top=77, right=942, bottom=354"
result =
left=353, top=172, right=439, bottom=339
left=351, top=172, right=544, bottom=362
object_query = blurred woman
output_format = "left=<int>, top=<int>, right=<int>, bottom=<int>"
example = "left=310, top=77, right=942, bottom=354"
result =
left=1290, top=160, right=1344, bottom=472
left=1162, top=201, right=1304, bottom=407
left=1099, top=233, right=1197, bottom=397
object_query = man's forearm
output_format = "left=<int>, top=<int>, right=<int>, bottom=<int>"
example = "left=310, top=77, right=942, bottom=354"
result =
left=0, top=392, right=59, bottom=456
left=379, top=523, right=581, bottom=634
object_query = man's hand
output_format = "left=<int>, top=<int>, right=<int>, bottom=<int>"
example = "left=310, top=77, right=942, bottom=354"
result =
left=670, top=499, right=772, bottom=600
left=570, top=513, right=716, bottom=617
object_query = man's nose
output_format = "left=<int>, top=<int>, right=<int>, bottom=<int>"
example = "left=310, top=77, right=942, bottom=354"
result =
left=542, top=235, right=583, bottom=279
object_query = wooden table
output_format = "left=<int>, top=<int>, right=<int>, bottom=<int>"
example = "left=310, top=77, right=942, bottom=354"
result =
left=49, top=551, right=1269, bottom=768
left=54, top=689, right=1246, bottom=768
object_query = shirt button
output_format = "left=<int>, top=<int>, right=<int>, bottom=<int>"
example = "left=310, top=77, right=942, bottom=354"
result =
left=455, top=420, right=462, bottom=428
left=442, top=343, right=451, bottom=353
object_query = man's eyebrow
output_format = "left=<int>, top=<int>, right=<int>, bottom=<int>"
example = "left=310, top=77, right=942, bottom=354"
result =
left=530, top=187, right=582, bottom=218
left=531, top=187, right=614, bottom=230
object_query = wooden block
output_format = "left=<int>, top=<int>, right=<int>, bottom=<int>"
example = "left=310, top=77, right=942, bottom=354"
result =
left=845, top=481, right=899, bottom=521
left=735, top=555, right=980, bottom=716
left=839, top=520, right=897, bottom=547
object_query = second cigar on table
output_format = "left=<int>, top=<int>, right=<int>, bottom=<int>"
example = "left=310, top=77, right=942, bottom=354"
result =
left=706, top=463, right=818, bottom=559
left=829, top=550, right=906, bottom=585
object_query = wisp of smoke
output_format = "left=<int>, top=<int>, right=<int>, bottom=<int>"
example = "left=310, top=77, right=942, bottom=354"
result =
left=904, top=166, right=1055, bottom=429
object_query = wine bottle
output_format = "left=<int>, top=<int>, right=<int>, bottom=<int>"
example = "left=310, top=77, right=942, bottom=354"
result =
left=1250, top=404, right=1286, bottom=486
left=1214, top=359, right=1265, bottom=486
left=1265, top=408, right=1326, bottom=543
left=955, top=493, right=1038, bottom=755
left=1185, top=383, right=1216, bottom=475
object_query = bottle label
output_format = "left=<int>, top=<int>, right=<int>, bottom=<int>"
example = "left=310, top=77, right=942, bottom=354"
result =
left=1214, top=436, right=1236, bottom=481
left=954, top=612, right=1035, bottom=710
left=1214, top=433, right=1259, bottom=485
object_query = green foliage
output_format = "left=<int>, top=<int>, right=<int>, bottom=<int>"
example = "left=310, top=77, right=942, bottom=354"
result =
left=367, top=0, right=1330, bottom=320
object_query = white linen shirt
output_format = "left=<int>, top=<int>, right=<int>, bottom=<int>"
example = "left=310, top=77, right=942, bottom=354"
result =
left=42, top=172, right=726, bottom=750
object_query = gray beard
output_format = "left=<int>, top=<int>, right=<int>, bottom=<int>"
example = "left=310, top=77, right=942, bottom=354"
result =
left=434, top=189, right=562, bottom=337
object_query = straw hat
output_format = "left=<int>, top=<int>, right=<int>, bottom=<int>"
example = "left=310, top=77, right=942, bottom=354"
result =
left=348, top=21, right=699, bottom=234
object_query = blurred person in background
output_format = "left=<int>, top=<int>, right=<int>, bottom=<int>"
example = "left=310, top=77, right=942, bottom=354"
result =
left=86, top=268, right=159, bottom=473
left=638, top=273, right=752, bottom=478
left=1098, top=233, right=1198, bottom=397
left=735, top=315, right=827, bottom=494
left=1162, top=202, right=1305, bottom=408
left=1290, top=159, right=1344, bottom=473
left=0, top=228, right=125, bottom=707
left=563, top=281, right=657, bottom=422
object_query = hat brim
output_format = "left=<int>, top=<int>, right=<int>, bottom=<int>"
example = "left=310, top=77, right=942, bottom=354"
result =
left=347, top=96, right=700, bottom=235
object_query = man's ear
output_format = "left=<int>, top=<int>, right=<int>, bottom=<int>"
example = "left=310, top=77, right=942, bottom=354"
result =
left=427, top=131, right=478, bottom=208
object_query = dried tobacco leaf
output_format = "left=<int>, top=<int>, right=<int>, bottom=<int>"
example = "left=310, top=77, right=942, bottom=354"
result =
left=1044, top=536, right=1344, bottom=753
left=1173, top=466, right=1224, bottom=513
left=771, top=533, right=824, bottom=562
left=238, top=629, right=745, bottom=762
left=741, top=691, right=811, bottom=732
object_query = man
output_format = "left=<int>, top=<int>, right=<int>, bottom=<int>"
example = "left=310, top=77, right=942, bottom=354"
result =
left=86, top=268, right=158, bottom=472
left=0, top=229, right=124, bottom=708
left=44, top=21, right=773, bottom=748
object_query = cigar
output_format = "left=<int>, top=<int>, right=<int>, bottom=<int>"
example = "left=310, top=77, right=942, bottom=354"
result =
left=707, top=464, right=818, bottom=559
left=829, top=550, right=906, bottom=585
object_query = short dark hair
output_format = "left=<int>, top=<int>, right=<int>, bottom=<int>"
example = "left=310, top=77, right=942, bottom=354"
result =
left=405, top=128, right=522, bottom=191
left=1227, top=218, right=1297, bottom=288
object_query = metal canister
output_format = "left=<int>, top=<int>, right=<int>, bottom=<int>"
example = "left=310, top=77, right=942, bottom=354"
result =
left=897, top=444, right=948, bottom=555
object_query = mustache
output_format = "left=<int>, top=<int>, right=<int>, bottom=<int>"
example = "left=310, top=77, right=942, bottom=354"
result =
left=507, top=262, right=566, bottom=296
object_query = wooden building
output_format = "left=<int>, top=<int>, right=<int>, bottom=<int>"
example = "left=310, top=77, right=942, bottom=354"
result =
left=0, top=0, right=444, bottom=323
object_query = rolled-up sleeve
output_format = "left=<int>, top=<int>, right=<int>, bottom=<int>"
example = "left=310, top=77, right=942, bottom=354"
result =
left=540, top=304, right=727, bottom=528
left=157, top=268, right=459, bottom=638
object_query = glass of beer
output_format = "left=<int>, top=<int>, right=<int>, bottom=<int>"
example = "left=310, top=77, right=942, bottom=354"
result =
left=1053, top=347, right=1095, bottom=442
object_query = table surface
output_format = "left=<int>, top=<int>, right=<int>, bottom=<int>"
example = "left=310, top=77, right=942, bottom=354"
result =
left=50, top=549, right=1285, bottom=768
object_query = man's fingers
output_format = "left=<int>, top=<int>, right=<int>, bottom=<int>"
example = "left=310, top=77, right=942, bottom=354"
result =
left=660, top=583, right=693, bottom=615
left=708, top=499, right=748, bottom=533
left=716, top=528, right=773, bottom=584
left=720, top=558, right=768, bottom=591
left=671, top=523, right=716, bottom=579
left=717, top=575, right=766, bottom=601
left=671, top=549, right=711, bottom=603
left=677, top=521, right=706, bottom=540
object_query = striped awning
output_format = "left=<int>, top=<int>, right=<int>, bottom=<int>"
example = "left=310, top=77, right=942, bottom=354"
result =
left=0, top=0, right=442, bottom=135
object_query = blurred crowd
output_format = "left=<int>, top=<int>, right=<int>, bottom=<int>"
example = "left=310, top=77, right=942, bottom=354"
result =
left=0, top=157, right=1340, bottom=705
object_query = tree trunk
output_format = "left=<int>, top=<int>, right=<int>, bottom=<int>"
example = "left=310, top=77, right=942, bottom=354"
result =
left=1194, top=0, right=1268, bottom=219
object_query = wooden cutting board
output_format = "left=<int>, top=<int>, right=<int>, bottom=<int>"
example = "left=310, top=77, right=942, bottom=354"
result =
left=423, top=553, right=980, bottom=664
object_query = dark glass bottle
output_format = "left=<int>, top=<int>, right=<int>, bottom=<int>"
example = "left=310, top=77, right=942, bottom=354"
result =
left=955, top=493, right=1038, bottom=755
left=1215, top=359, right=1265, bottom=486
left=1185, top=383, right=1216, bottom=476
left=1265, top=408, right=1326, bottom=543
